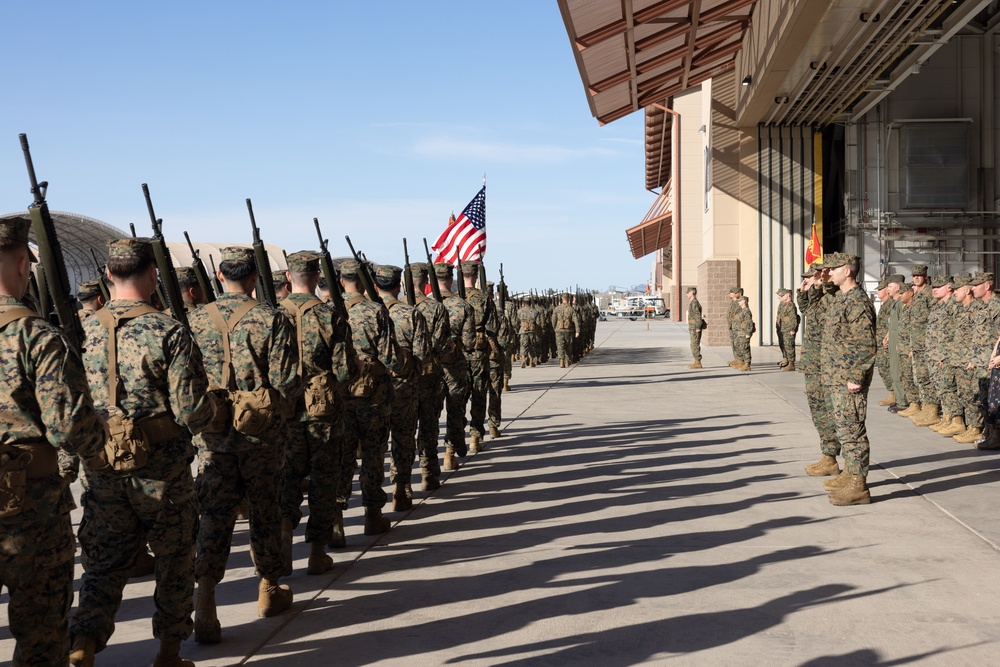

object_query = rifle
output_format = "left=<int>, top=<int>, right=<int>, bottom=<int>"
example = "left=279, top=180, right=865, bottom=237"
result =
left=246, top=198, right=277, bottom=307
left=479, top=262, right=487, bottom=294
left=184, top=231, right=216, bottom=303
left=89, top=248, right=112, bottom=301
left=455, top=259, right=467, bottom=300
left=313, top=218, right=347, bottom=316
left=142, top=184, right=189, bottom=328
left=403, top=239, right=415, bottom=306
left=498, top=263, right=506, bottom=311
left=344, top=235, right=383, bottom=305
left=129, top=223, right=137, bottom=238
left=422, top=238, right=443, bottom=302
left=18, top=134, right=85, bottom=350
left=207, top=255, right=224, bottom=294
left=34, top=265, right=52, bottom=320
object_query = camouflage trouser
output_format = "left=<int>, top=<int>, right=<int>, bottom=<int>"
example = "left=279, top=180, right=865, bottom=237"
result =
left=828, top=384, right=871, bottom=476
left=729, top=328, right=737, bottom=359
left=503, top=345, right=513, bottom=380
left=195, top=444, right=284, bottom=583
left=777, top=332, right=796, bottom=363
left=805, top=373, right=840, bottom=456
left=555, top=330, right=573, bottom=363
left=734, top=335, right=751, bottom=364
left=876, top=345, right=891, bottom=389
left=488, top=353, right=503, bottom=430
left=956, top=366, right=988, bottom=429
left=689, top=326, right=702, bottom=361
left=281, top=417, right=341, bottom=544
left=416, top=372, right=444, bottom=478
left=75, top=462, right=198, bottom=648
left=896, top=353, right=919, bottom=405
left=0, top=508, right=75, bottom=666
left=342, top=396, right=391, bottom=508
left=467, top=352, right=488, bottom=439
left=935, top=362, right=961, bottom=417
left=519, top=332, right=537, bottom=364
left=441, top=358, right=470, bottom=454
left=912, top=349, right=935, bottom=404
left=390, top=380, right=419, bottom=483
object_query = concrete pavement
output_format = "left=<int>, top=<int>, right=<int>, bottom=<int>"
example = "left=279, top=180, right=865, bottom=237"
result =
left=3, top=318, right=1000, bottom=665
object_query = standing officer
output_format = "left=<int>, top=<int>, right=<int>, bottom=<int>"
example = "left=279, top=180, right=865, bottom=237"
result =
left=686, top=287, right=704, bottom=369
left=726, top=287, right=743, bottom=367
left=279, top=251, right=356, bottom=575
left=732, top=296, right=755, bottom=371
left=187, top=246, right=299, bottom=644
left=799, top=263, right=842, bottom=477
left=0, top=217, right=105, bottom=666
left=71, top=238, right=216, bottom=667
left=775, top=288, right=800, bottom=371
left=552, top=292, right=581, bottom=369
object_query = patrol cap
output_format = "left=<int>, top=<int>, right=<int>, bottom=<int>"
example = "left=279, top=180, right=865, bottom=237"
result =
left=875, top=278, right=887, bottom=290
left=108, top=237, right=154, bottom=261
left=912, top=265, right=928, bottom=277
left=77, top=280, right=102, bottom=300
left=434, top=262, right=454, bottom=278
left=685, top=286, right=697, bottom=294
left=220, top=246, right=254, bottom=263
left=899, top=282, right=913, bottom=293
left=886, top=274, right=906, bottom=285
left=460, top=261, right=481, bottom=276
left=776, top=288, right=791, bottom=297
left=286, top=251, right=320, bottom=273
left=0, top=215, right=37, bottom=261
left=952, top=275, right=971, bottom=288
left=931, top=275, right=953, bottom=288
left=801, top=263, right=821, bottom=277
left=971, top=271, right=994, bottom=286
left=486, top=280, right=495, bottom=288
left=728, top=286, right=743, bottom=294
left=338, top=258, right=360, bottom=277
left=737, top=296, right=749, bottom=304
left=820, top=252, right=846, bottom=268
left=374, top=264, right=402, bottom=282
left=175, top=266, right=198, bottom=288
left=410, top=262, right=429, bottom=277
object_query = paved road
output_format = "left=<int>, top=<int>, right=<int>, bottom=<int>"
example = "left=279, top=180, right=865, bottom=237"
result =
left=3, top=319, right=999, bottom=665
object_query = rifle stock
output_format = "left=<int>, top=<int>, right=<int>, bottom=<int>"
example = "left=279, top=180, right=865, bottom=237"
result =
left=455, top=259, right=467, bottom=300
left=403, top=239, right=415, bottom=306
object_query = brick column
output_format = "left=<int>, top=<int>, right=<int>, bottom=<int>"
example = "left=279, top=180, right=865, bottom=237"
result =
left=698, top=258, right=739, bottom=346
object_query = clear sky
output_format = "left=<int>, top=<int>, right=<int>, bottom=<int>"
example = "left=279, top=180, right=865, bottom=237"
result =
left=0, top=1, right=657, bottom=293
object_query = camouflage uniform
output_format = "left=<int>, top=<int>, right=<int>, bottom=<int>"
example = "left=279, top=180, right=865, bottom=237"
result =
left=437, top=263, right=475, bottom=457
left=821, top=265, right=877, bottom=477
left=686, top=290, right=704, bottom=362
left=188, top=265, right=299, bottom=587
left=909, top=277, right=935, bottom=406
left=279, top=255, right=356, bottom=547
left=552, top=298, right=581, bottom=367
left=462, top=263, right=499, bottom=444
left=895, top=291, right=919, bottom=406
left=377, top=265, right=431, bottom=499
left=940, top=286, right=971, bottom=421
left=968, top=278, right=1000, bottom=431
left=0, top=219, right=105, bottom=667
left=517, top=301, right=540, bottom=366
left=726, top=288, right=743, bottom=361
left=798, top=280, right=840, bottom=457
left=488, top=283, right=511, bottom=428
left=411, top=264, right=452, bottom=485
left=775, top=290, right=800, bottom=365
left=875, top=291, right=893, bottom=391
left=339, top=260, right=396, bottom=512
left=73, top=240, right=216, bottom=654
left=732, top=299, right=754, bottom=365
left=926, top=286, right=958, bottom=418
left=949, top=281, right=978, bottom=427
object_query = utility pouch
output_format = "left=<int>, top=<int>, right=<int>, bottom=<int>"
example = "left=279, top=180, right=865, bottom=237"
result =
left=304, top=373, right=339, bottom=419
left=202, top=388, right=233, bottom=435
left=104, top=407, right=152, bottom=472
left=0, top=445, right=31, bottom=519
left=231, top=388, right=280, bottom=436
left=349, top=359, right=387, bottom=399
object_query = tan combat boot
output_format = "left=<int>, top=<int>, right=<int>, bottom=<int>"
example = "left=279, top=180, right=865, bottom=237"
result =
left=530, top=358, right=537, bottom=367
left=442, top=449, right=458, bottom=471
left=728, top=360, right=739, bottom=368
left=257, top=577, right=293, bottom=617
left=520, top=360, right=527, bottom=368
left=306, top=541, right=334, bottom=575
left=804, top=454, right=840, bottom=477
left=938, top=416, right=967, bottom=436
left=912, top=404, right=939, bottom=426
left=152, top=639, right=194, bottom=667
left=782, top=361, right=796, bottom=372
left=328, top=507, right=346, bottom=548
left=741, top=362, right=751, bottom=372
left=469, top=432, right=482, bottom=455
left=421, top=471, right=440, bottom=491
left=69, top=635, right=97, bottom=667
left=503, top=378, right=510, bottom=391
left=928, top=414, right=953, bottom=432
left=953, top=427, right=983, bottom=444
left=392, top=479, right=412, bottom=512
left=364, top=506, right=391, bottom=535
left=280, top=518, right=294, bottom=576
left=822, top=469, right=851, bottom=491
left=829, top=475, right=871, bottom=505
left=688, top=360, right=703, bottom=369
left=898, top=402, right=921, bottom=417
left=194, top=577, right=222, bottom=643
left=877, top=391, right=895, bottom=407
left=490, top=426, right=500, bottom=439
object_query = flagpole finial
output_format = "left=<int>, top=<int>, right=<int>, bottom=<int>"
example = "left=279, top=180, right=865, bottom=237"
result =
left=482, top=174, right=486, bottom=186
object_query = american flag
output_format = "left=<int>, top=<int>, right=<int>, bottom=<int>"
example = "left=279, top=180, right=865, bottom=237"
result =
left=432, top=185, right=486, bottom=264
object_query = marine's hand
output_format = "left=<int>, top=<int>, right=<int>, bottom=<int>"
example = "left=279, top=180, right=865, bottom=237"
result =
left=847, top=381, right=861, bottom=393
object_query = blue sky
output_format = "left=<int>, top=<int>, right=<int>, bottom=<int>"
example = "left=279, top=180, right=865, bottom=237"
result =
left=0, top=1, right=655, bottom=292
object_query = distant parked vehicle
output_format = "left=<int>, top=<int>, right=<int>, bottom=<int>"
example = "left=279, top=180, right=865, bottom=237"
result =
left=627, top=296, right=668, bottom=317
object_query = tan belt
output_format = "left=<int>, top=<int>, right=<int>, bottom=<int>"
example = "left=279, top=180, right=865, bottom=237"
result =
left=137, top=413, right=185, bottom=446
left=10, top=442, right=59, bottom=479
